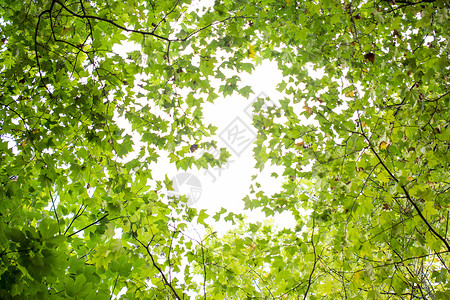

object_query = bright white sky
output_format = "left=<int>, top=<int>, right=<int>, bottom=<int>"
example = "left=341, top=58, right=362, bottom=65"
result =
left=112, top=36, right=332, bottom=235
left=107, top=2, right=337, bottom=235
left=111, top=46, right=298, bottom=298
left=147, top=60, right=295, bottom=234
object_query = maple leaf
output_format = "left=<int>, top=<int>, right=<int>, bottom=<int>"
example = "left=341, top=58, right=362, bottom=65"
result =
left=303, top=106, right=313, bottom=114
left=248, top=45, right=256, bottom=58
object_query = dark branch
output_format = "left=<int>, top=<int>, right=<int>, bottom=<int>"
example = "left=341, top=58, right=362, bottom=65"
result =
left=48, top=189, right=61, bottom=235
left=67, top=213, right=109, bottom=238
left=54, top=0, right=171, bottom=41
left=304, top=216, right=317, bottom=300
left=135, top=237, right=182, bottom=300
left=359, top=125, right=450, bottom=252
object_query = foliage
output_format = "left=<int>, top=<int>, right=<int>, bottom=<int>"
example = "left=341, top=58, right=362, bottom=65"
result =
left=0, top=0, right=449, bottom=299
left=201, top=0, right=450, bottom=298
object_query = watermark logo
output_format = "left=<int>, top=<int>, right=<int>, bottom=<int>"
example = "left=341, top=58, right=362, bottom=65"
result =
left=169, top=172, right=202, bottom=206
left=193, top=91, right=273, bottom=184
left=218, top=116, right=256, bottom=157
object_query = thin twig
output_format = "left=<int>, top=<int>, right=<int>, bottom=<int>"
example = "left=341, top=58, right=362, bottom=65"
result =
left=64, top=205, right=86, bottom=235
left=359, top=126, right=450, bottom=252
left=110, top=273, right=119, bottom=299
left=48, top=188, right=61, bottom=235
left=67, top=213, right=109, bottom=237
left=304, top=216, right=317, bottom=300
left=134, top=237, right=182, bottom=300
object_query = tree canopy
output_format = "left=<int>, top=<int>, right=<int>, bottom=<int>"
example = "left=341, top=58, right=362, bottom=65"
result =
left=0, top=0, right=449, bottom=299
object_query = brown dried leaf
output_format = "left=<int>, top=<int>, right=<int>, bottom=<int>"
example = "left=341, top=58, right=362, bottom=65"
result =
left=190, top=144, right=199, bottom=153
left=364, top=52, right=375, bottom=63
left=393, top=29, right=401, bottom=38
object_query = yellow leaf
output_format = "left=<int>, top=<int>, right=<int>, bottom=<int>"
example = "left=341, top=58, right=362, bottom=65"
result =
left=286, top=0, right=292, bottom=6
left=379, top=141, right=387, bottom=149
left=248, top=45, right=256, bottom=58
left=344, top=90, right=354, bottom=97
left=21, top=140, right=26, bottom=147
left=353, top=270, right=364, bottom=284
left=407, top=176, right=413, bottom=181
left=303, top=106, right=313, bottom=114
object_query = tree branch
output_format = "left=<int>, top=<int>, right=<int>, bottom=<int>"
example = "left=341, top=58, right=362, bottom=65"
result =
left=359, top=127, right=450, bottom=252
left=64, top=205, right=86, bottom=235
left=48, top=188, right=61, bottom=235
left=53, top=0, right=171, bottom=41
left=304, top=216, right=317, bottom=300
left=67, top=213, right=109, bottom=237
left=135, top=236, right=182, bottom=300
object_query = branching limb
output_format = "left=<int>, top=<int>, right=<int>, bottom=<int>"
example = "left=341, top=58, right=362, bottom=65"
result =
left=110, top=273, right=119, bottom=300
left=67, top=213, right=109, bottom=238
left=304, top=216, right=317, bottom=300
left=48, top=188, right=61, bottom=235
left=200, top=239, right=207, bottom=300
left=64, top=205, right=86, bottom=235
left=134, top=236, right=182, bottom=300
left=153, top=0, right=181, bottom=33
left=34, top=9, right=55, bottom=96
left=357, top=116, right=450, bottom=252
left=246, top=263, right=275, bottom=299
left=53, top=0, right=171, bottom=41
